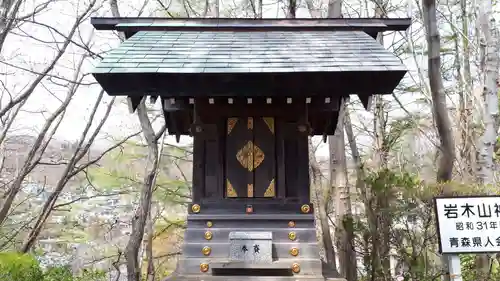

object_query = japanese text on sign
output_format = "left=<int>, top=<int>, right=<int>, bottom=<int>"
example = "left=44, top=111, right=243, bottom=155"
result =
left=442, top=203, right=500, bottom=219
left=435, top=196, right=500, bottom=254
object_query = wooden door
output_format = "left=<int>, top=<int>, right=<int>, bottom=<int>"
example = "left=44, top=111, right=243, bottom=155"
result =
left=225, top=117, right=276, bottom=198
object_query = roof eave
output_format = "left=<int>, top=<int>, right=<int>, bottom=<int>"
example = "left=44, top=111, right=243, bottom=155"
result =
left=90, top=17, right=412, bottom=34
left=91, top=70, right=407, bottom=98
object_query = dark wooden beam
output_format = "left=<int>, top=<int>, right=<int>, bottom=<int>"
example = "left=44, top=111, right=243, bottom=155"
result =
left=91, top=17, right=411, bottom=33
left=126, top=96, right=142, bottom=113
left=93, top=71, right=406, bottom=98
left=358, top=94, right=373, bottom=110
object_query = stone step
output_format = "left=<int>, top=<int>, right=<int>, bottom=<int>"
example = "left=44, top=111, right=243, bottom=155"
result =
left=176, top=257, right=323, bottom=276
left=183, top=242, right=320, bottom=259
left=176, top=203, right=324, bottom=279
left=184, top=228, right=317, bottom=243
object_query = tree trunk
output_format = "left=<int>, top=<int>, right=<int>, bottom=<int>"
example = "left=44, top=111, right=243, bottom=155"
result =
left=422, top=0, right=456, bottom=280
left=146, top=131, right=167, bottom=281
left=330, top=100, right=357, bottom=281
left=327, top=0, right=342, bottom=18
left=107, top=4, right=163, bottom=280
left=477, top=0, right=499, bottom=185
left=309, top=138, right=339, bottom=275
left=475, top=1, right=499, bottom=279
left=345, top=104, right=377, bottom=279
left=0, top=0, right=21, bottom=53
left=145, top=210, right=155, bottom=281
left=456, top=0, right=475, bottom=181
left=422, top=0, right=456, bottom=184
left=373, top=3, right=388, bottom=169
left=257, top=0, right=262, bottom=18
left=287, top=0, right=296, bottom=18
left=370, top=2, right=391, bottom=279
left=124, top=99, right=160, bottom=281
left=322, top=0, right=346, bottom=277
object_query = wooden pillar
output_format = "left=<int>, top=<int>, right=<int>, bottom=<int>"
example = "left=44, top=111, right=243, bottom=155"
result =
left=276, top=121, right=287, bottom=199
left=191, top=135, right=204, bottom=203
left=296, top=131, right=310, bottom=202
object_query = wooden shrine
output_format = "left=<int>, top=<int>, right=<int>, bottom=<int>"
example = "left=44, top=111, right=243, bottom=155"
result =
left=91, top=17, right=410, bottom=281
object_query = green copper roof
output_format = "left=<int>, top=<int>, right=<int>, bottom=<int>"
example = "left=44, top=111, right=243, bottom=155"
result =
left=93, top=30, right=406, bottom=74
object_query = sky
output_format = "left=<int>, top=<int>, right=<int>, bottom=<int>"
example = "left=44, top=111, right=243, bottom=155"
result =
left=2, top=0, right=497, bottom=156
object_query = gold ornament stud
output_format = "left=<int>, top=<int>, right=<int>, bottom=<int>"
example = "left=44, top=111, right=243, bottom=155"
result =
left=288, top=221, right=296, bottom=227
left=206, top=221, right=213, bottom=228
left=192, top=204, right=201, bottom=213
left=200, top=263, right=209, bottom=272
left=288, top=231, right=297, bottom=241
left=290, top=247, right=299, bottom=256
left=301, top=204, right=311, bottom=213
left=204, top=231, right=213, bottom=240
left=291, top=263, right=300, bottom=273
left=202, top=246, right=211, bottom=256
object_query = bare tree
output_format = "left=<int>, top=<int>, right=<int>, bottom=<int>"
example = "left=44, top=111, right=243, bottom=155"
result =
left=0, top=1, right=98, bottom=225
left=108, top=2, right=169, bottom=280
left=324, top=1, right=356, bottom=279
left=0, top=0, right=52, bottom=53
left=123, top=99, right=166, bottom=281
left=476, top=1, right=499, bottom=184
left=19, top=92, right=135, bottom=252
left=309, top=137, right=339, bottom=275
left=422, top=0, right=456, bottom=185
left=474, top=1, right=499, bottom=278
left=455, top=0, right=476, bottom=181
left=422, top=0, right=456, bottom=279
left=330, top=100, right=356, bottom=281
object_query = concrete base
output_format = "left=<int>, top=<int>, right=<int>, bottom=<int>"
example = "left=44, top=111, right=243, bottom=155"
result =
left=162, top=275, right=333, bottom=281
left=164, top=204, right=342, bottom=281
left=162, top=272, right=347, bottom=281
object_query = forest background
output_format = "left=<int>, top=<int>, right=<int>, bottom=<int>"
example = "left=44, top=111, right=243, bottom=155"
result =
left=0, top=0, right=499, bottom=280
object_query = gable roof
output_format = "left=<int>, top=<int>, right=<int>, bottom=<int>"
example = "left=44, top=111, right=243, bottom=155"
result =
left=95, top=30, right=405, bottom=75
left=89, top=17, right=411, bottom=137
left=92, top=30, right=407, bottom=97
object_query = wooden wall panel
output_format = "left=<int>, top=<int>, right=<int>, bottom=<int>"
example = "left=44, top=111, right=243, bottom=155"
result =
left=225, top=117, right=253, bottom=197
left=253, top=117, right=276, bottom=198
left=192, top=110, right=310, bottom=202
left=281, top=122, right=311, bottom=202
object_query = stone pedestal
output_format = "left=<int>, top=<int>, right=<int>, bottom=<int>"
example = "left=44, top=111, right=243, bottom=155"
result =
left=166, top=202, right=328, bottom=280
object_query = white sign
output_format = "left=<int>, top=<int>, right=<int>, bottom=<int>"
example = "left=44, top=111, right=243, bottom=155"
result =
left=435, top=196, right=500, bottom=254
